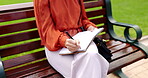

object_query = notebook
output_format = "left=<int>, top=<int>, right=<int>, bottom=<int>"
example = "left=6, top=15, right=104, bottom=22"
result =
left=59, top=28, right=104, bottom=55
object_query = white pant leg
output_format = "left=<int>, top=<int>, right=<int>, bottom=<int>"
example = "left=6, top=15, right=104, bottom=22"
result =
left=71, top=42, right=109, bottom=78
left=45, top=47, right=73, bottom=78
left=45, top=42, right=109, bottom=78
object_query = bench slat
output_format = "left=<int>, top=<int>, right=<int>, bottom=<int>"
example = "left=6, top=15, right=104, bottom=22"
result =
left=0, top=9, right=34, bottom=22
left=87, top=8, right=106, bottom=18
left=108, top=50, right=145, bottom=73
left=106, top=40, right=141, bottom=61
left=90, top=17, right=107, bottom=24
left=102, top=40, right=122, bottom=48
left=0, top=2, right=33, bottom=13
left=6, top=60, right=55, bottom=78
left=6, top=60, right=49, bottom=76
left=111, top=46, right=139, bottom=60
left=0, top=20, right=36, bottom=35
left=20, top=67, right=57, bottom=78
left=84, top=0, right=104, bottom=9
left=107, top=40, right=123, bottom=49
left=0, top=41, right=43, bottom=57
left=47, top=74, right=63, bottom=78
left=110, top=43, right=130, bottom=53
left=0, top=30, right=39, bottom=46
left=3, top=51, right=45, bottom=69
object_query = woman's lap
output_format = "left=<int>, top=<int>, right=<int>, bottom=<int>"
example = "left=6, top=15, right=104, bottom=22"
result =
left=45, top=47, right=73, bottom=77
left=45, top=42, right=109, bottom=78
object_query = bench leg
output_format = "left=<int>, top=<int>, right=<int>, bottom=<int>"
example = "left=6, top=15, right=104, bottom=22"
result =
left=114, top=69, right=128, bottom=78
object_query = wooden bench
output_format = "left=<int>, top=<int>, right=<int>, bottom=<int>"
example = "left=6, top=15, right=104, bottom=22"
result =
left=0, top=0, right=147, bottom=78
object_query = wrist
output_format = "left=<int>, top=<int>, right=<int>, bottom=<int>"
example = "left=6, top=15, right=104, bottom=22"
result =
left=59, top=35, right=69, bottom=48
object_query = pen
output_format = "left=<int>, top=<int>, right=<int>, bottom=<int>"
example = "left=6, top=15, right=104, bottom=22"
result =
left=65, top=31, right=74, bottom=40
left=65, top=31, right=81, bottom=49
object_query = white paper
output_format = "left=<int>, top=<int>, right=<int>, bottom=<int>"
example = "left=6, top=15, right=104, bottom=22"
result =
left=59, top=28, right=104, bottom=55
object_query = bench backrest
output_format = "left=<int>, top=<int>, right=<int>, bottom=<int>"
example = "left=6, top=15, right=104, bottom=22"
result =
left=0, top=0, right=110, bottom=77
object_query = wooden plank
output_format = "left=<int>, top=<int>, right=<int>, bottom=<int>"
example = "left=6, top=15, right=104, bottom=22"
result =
left=0, top=9, right=34, bottom=22
left=84, top=0, right=104, bottom=9
left=110, top=43, right=130, bottom=53
left=6, top=59, right=50, bottom=78
left=111, top=46, right=139, bottom=60
left=0, top=20, right=36, bottom=35
left=3, top=51, right=45, bottom=69
left=0, top=0, right=102, bottom=12
left=86, top=8, right=106, bottom=18
left=0, top=41, right=43, bottom=57
left=47, top=74, right=63, bottom=78
left=106, top=40, right=123, bottom=49
left=0, top=30, right=39, bottom=46
left=19, top=67, right=58, bottom=78
left=0, top=2, right=33, bottom=13
left=108, top=50, right=145, bottom=74
left=90, top=17, right=107, bottom=25
left=6, top=60, right=55, bottom=78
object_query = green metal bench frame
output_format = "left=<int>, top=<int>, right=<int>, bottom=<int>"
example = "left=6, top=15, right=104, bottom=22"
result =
left=105, top=0, right=148, bottom=56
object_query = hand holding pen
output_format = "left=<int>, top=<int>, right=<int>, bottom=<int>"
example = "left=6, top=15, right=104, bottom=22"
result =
left=65, top=31, right=80, bottom=52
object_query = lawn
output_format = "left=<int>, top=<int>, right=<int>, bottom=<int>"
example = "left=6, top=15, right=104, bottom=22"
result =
left=111, top=0, right=148, bottom=36
left=0, top=0, right=147, bottom=36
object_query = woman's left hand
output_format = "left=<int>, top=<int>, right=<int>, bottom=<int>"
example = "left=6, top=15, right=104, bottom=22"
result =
left=87, top=26, right=96, bottom=32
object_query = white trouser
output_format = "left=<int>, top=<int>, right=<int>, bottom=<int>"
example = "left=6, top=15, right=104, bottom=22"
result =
left=45, top=42, right=109, bottom=78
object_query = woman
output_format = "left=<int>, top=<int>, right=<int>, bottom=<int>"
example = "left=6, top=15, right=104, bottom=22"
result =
left=34, top=0, right=109, bottom=78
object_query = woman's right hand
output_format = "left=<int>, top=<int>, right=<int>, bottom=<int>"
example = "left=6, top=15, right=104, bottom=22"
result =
left=65, top=39, right=80, bottom=52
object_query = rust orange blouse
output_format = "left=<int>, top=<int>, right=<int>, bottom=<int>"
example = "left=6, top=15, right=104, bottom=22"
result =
left=34, top=0, right=97, bottom=51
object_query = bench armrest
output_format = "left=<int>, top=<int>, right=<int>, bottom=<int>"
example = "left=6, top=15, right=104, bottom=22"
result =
left=0, top=56, right=6, bottom=78
left=104, top=0, right=148, bottom=57
left=104, top=0, right=142, bottom=43
left=111, top=21, right=142, bottom=43
left=106, top=16, right=148, bottom=58
left=110, top=21, right=148, bottom=58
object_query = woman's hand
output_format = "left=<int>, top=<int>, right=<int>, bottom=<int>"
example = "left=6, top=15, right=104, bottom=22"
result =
left=65, top=39, right=80, bottom=52
left=87, top=26, right=96, bottom=32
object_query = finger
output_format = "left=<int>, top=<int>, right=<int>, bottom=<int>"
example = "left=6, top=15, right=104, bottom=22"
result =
left=90, top=27, right=95, bottom=32
left=87, top=26, right=95, bottom=32
left=88, top=26, right=93, bottom=31
left=65, top=39, right=80, bottom=51
left=66, top=43, right=77, bottom=48
left=67, top=39, right=76, bottom=45
left=75, top=40, right=80, bottom=45
left=67, top=46, right=80, bottom=52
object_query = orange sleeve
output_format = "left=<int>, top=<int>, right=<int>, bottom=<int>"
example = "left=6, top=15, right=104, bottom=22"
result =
left=80, top=0, right=97, bottom=30
left=34, top=0, right=69, bottom=51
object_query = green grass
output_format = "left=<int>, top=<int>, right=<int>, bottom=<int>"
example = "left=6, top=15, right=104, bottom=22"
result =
left=111, top=0, right=148, bottom=36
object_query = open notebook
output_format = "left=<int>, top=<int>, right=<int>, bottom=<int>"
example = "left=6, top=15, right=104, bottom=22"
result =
left=59, top=28, right=104, bottom=55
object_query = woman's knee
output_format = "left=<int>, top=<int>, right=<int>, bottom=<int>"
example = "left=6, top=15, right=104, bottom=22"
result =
left=86, top=51, right=99, bottom=58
